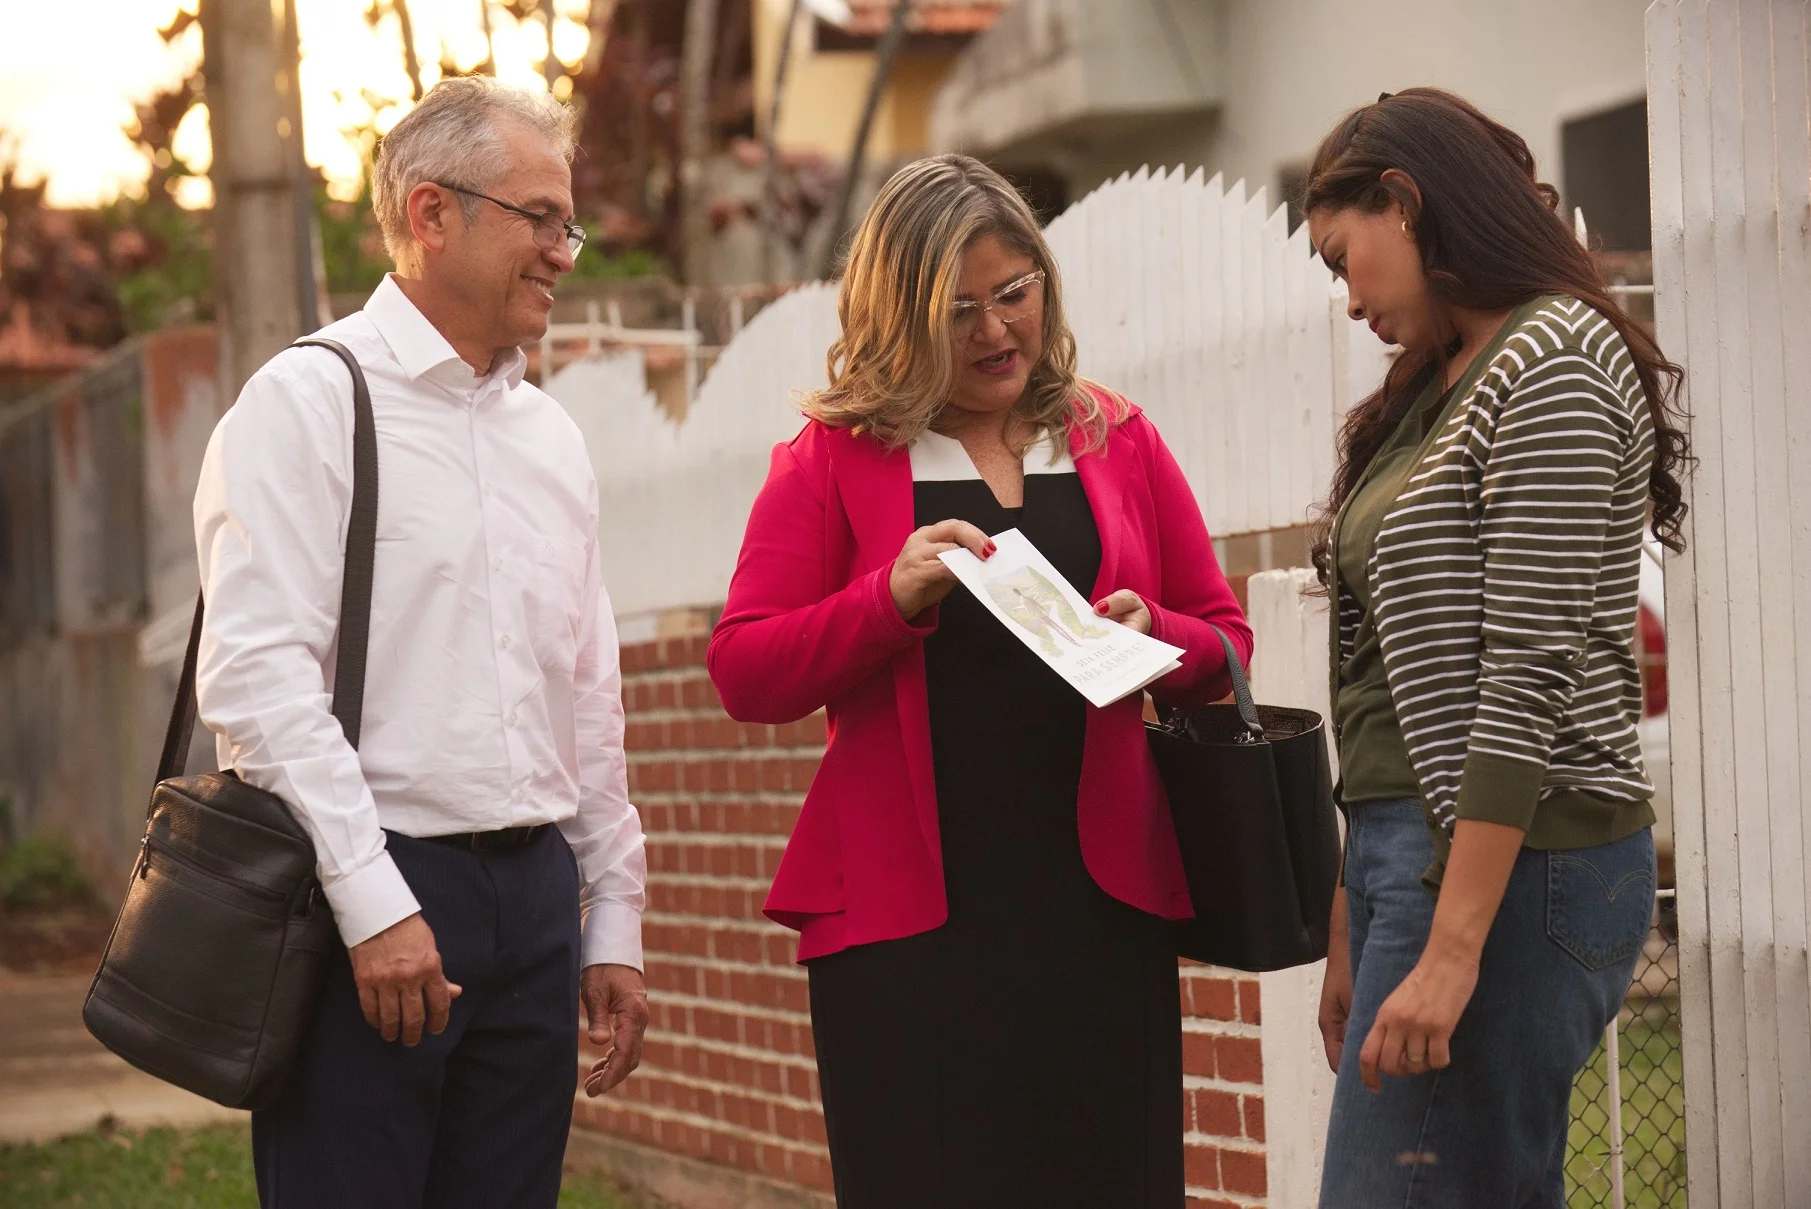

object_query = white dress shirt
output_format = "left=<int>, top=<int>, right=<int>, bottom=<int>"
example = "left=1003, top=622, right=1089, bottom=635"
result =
left=193, top=275, right=646, bottom=969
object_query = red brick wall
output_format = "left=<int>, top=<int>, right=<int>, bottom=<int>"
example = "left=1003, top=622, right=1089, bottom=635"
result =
left=574, top=634, right=1269, bottom=1206
left=1181, top=968, right=1268, bottom=1207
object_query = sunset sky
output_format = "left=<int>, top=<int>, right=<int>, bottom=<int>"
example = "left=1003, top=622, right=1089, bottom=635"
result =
left=0, top=0, right=593, bottom=209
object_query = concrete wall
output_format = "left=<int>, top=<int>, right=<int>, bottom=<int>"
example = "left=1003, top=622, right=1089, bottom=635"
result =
left=0, top=327, right=221, bottom=902
left=1211, top=0, right=1650, bottom=208
left=0, top=630, right=166, bottom=905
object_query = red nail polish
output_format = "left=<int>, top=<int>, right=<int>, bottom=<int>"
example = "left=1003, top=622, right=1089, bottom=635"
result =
left=1095, top=602, right=1109, bottom=614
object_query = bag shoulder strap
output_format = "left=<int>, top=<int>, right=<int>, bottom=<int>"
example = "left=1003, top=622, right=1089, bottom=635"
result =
left=1210, top=624, right=1265, bottom=743
left=156, top=338, right=380, bottom=784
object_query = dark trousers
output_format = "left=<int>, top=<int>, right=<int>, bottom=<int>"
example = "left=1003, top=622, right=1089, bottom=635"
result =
left=253, top=827, right=582, bottom=1209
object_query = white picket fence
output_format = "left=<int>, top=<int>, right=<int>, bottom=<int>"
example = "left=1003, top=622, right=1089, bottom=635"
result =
left=546, top=166, right=1393, bottom=620
left=1046, top=167, right=1393, bottom=537
left=1647, top=2, right=1811, bottom=1206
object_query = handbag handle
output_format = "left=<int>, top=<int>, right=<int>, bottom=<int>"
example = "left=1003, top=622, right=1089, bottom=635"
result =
left=155, top=338, right=380, bottom=786
left=1210, top=624, right=1265, bottom=744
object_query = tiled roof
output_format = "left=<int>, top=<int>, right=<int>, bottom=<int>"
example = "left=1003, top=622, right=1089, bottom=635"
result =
left=842, top=0, right=1006, bottom=37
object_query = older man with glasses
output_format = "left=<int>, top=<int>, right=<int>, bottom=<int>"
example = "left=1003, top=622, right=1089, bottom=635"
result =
left=191, top=76, right=646, bottom=1208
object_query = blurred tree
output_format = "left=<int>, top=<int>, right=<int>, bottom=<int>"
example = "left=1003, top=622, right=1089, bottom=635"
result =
left=0, top=2, right=216, bottom=368
left=127, top=11, right=206, bottom=205
left=477, top=0, right=499, bottom=76
left=98, top=197, right=212, bottom=332
left=0, top=143, right=127, bottom=366
left=496, top=0, right=563, bottom=90
left=567, top=0, right=759, bottom=280
left=315, top=196, right=386, bottom=297
left=365, top=0, right=425, bottom=101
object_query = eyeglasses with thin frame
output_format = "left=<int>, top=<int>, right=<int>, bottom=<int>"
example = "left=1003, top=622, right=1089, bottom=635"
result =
left=433, top=181, right=586, bottom=257
left=949, top=270, right=1046, bottom=340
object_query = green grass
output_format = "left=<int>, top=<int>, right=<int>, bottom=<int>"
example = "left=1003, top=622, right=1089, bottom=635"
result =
left=1565, top=1002, right=1688, bottom=1208
left=0, top=1124, right=646, bottom=1209
left=0, top=1125, right=256, bottom=1209
left=0, top=834, right=93, bottom=911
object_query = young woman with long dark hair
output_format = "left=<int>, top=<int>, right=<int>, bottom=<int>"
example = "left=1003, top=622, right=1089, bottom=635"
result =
left=1303, top=88, right=1690, bottom=1206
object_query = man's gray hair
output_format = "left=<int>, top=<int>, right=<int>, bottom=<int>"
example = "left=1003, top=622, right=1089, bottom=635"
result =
left=372, top=77, right=578, bottom=261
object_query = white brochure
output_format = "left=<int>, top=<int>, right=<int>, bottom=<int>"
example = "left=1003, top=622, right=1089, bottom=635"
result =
left=938, top=528, right=1184, bottom=708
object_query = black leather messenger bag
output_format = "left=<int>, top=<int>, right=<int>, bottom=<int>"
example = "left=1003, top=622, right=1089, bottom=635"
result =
left=83, top=337, right=377, bottom=1110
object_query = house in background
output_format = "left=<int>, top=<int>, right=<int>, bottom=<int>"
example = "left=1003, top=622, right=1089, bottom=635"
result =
left=699, top=0, right=1005, bottom=281
left=931, top=0, right=1655, bottom=256
left=754, top=0, right=1004, bottom=169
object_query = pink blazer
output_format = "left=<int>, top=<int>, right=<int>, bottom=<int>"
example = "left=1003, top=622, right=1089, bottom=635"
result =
left=708, top=401, right=1253, bottom=961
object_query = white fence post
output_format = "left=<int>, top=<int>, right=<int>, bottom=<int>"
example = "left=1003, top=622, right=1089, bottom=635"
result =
left=1647, top=2, right=1811, bottom=1206
left=1249, top=568, right=1339, bottom=1209
left=1605, top=1013, right=1626, bottom=1209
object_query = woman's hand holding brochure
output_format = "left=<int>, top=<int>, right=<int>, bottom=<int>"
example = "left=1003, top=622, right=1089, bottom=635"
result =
left=938, top=529, right=1182, bottom=708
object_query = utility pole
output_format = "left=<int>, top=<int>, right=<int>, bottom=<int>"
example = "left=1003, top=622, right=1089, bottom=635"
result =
left=816, top=0, right=911, bottom=278
left=679, top=0, right=719, bottom=285
left=541, top=1, right=562, bottom=90
left=201, top=0, right=321, bottom=398
left=760, top=0, right=802, bottom=283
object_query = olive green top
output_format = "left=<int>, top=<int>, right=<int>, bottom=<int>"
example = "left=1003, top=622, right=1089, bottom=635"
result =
left=1330, top=368, right=1455, bottom=804
left=1326, top=296, right=1657, bottom=887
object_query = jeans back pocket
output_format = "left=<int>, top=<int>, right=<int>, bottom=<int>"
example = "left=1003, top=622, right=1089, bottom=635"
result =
left=1545, top=829, right=1656, bottom=971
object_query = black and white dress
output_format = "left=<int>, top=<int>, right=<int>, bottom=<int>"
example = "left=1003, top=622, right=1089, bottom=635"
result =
left=806, top=430, right=1184, bottom=1209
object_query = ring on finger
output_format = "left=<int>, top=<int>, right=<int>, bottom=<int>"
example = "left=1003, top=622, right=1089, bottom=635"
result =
left=1406, top=1052, right=1428, bottom=1067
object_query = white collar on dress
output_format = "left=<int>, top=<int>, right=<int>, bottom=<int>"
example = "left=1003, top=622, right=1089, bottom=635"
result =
left=908, top=428, right=1076, bottom=481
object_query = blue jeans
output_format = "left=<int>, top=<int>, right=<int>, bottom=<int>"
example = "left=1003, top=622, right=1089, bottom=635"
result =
left=1318, top=798, right=1655, bottom=1208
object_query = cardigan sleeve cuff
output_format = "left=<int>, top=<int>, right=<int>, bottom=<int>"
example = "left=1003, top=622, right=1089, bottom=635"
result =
left=1453, top=749, right=1544, bottom=833
left=1147, top=597, right=1176, bottom=649
left=1146, top=602, right=1191, bottom=686
left=863, top=565, right=939, bottom=641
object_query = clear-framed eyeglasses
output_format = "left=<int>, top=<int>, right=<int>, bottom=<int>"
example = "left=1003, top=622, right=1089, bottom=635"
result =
left=949, top=270, right=1046, bottom=340
left=433, top=181, right=587, bottom=257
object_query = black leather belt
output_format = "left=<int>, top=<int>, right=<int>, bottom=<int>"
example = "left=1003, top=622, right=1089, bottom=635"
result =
left=420, top=824, right=548, bottom=853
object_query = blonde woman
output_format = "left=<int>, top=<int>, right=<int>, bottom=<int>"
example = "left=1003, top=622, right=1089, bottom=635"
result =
left=709, top=154, right=1251, bottom=1206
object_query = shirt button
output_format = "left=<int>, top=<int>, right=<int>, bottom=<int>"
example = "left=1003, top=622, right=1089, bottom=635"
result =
left=507, top=710, right=519, bottom=726
left=514, top=788, right=527, bottom=803
left=492, top=557, right=503, bottom=572
left=483, top=482, right=494, bottom=496
left=499, top=634, right=512, bottom=650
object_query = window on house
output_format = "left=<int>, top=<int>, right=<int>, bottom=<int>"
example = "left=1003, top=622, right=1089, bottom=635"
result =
left=995, top=166, right=1069, bottom=227
left=1278, top=162, right=1309, bottom=235
left=1562, top=100, right=1651, bottom=252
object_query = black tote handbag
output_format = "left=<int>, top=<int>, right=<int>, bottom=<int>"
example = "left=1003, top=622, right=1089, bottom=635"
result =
left=83, top=338, right=377, bottom=1111
left=1148, top=626, right=1341, bottom=972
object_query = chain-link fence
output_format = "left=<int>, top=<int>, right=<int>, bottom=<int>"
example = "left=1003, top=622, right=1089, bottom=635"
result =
left=1566, top=889, right=1687, bottom=1208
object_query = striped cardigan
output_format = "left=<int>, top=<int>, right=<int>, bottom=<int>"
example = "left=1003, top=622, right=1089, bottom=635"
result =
left=1332, top=296, right=1657, bottom=871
